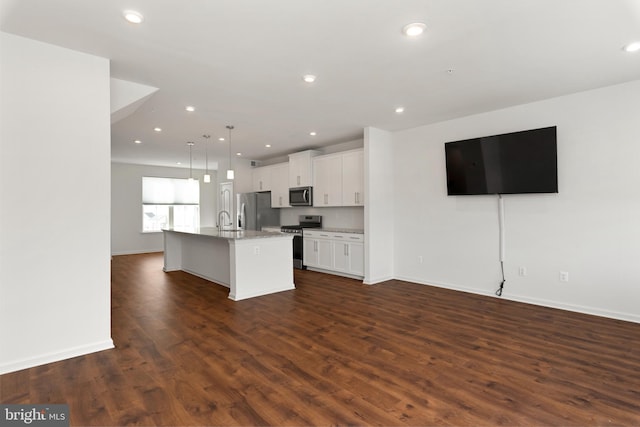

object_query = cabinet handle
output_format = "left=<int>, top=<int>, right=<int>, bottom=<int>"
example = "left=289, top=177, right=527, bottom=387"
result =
left=355, top=193, right=358, bottom=204
left=344, top=244, right=348, bottom=256
left=279, top=196, right=282, bottom=206
left=324, top=194, right=328, bottom=205
left=297, top=176, right=301, bottom=186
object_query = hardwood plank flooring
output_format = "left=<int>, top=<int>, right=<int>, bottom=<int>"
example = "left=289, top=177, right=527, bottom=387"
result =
left=2, top=252, right=640, bottom=426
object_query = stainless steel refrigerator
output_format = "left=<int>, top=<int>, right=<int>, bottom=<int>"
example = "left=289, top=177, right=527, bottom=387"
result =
left=236, top=192, right=280, bottom=231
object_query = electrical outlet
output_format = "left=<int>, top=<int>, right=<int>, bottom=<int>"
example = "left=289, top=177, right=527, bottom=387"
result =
left=559, top=271, right=569, bottom=282
left=418, top=256, right=423, bottom=264
left=254, top=246, right=260, bottom=255
left=518, top=266, right=527, bottom=276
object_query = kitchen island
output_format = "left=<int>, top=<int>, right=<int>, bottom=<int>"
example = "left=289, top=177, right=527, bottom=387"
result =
left=163, top=227, right=293, bottom=301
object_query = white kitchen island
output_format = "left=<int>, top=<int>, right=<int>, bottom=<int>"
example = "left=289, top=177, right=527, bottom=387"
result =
left=163, top=227, right=293, bottom=301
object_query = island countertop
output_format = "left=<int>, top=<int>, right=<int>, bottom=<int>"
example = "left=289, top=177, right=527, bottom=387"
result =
left=163, top=227, right=287, bottom=240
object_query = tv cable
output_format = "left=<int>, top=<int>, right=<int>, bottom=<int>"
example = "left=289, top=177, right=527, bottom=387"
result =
left=496, top=194, right=506, bottom=297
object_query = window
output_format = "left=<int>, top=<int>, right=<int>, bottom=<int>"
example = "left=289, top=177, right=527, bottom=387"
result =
left=142, top=177, right=200, bottom=232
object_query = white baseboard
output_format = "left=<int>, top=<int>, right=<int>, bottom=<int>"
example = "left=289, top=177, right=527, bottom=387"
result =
left=506, top=293, right=640, bottom=324
left=305, top=267, right=364, bottom=281
left=0, top=339, right=115, bottom=375
left=229, top=284, right=296, bottom=301
left=394, top=274, right=640, bottom=325
left=363, top=274, right=394, bottom=285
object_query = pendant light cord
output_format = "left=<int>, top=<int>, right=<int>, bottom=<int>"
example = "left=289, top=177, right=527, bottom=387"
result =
left=203, top=134, right=210, bottom=174
left=187, top=141, right=195, bottom=179
left=226, top=125, right=234, bottom=176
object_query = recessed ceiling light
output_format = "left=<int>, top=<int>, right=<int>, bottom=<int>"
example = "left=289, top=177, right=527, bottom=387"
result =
left=236, top=152, right=242, bottom=156
left=402, top=22, right=426, bottom=37
left=218, top=137, right=225, bottom=141
left=309, top=131, right=317, bottom=136
left=303, top=74, right=317, bottom=83
left=134, top=139, right=142, bottom=144
left=265, top=144, right=271, bottom=148
left=395, top=107, right=405, bottom=114
left=623, top=41, right=640, bottom=53
left=176, top=162, right=182, bottom=165
left=154, top=127, right=162, bottom=132
left=123, top=10, right=144, bottom=24
left=185, top=105, right=195, bottom=112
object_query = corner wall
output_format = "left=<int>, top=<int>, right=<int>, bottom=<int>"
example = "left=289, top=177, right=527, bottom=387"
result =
left=0, top=32, right=113, bottom=373
left=392, top=79, right=640, bottom=323
left=364, top=127, right=395, bottom=284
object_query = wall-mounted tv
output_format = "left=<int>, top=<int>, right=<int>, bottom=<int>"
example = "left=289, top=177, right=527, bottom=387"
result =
left=445, top=126, right=558, bottom=195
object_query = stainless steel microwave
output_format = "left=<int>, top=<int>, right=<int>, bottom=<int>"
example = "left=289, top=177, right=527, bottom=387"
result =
left=289, top=186, right=313, bottom=206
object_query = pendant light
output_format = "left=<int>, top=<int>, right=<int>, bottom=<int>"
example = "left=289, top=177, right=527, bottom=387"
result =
left=187, top=141, right=196, bottom=181
left=202, top=134, right=211, bottom=183
left=226, top=125, right=235, bottom=180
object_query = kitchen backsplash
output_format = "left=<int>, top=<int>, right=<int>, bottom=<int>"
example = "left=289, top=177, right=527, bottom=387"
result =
left=279, top=206, right=364, bottom=229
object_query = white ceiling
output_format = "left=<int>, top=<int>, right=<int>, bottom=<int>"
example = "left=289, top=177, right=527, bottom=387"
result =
left=2, top=0, right=640, bottom=170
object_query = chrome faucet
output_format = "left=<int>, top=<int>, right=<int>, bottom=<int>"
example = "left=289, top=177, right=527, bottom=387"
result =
left=217, top=210, right=232, bottom=230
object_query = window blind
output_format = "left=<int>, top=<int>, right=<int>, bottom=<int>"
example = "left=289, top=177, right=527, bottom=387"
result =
left=142, top=177, right=200, bottom=205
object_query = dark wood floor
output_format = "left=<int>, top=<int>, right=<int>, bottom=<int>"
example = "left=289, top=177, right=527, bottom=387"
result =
left=2, top=252, right=640, bottom=426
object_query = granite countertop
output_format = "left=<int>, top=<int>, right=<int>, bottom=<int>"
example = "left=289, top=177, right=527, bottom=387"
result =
left=163, top=227, right=290, bottom=240
left=317, top=228, right=365, bottom=234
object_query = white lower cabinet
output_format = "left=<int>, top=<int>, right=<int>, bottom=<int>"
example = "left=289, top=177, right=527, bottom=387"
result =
left=303, top=231, right=333, bottom=270
left=303, top=230, right=364, bottom=278
left=333, top=239, right=364, bottom=276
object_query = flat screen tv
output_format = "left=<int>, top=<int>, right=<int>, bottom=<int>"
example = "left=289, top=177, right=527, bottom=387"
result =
left=445, top=126, right=558, bottom=195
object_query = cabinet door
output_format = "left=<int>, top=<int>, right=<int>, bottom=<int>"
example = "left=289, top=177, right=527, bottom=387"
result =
left=333, top=241, right=348, bottom=272
left=252, top=166, right=272, bottom=192
left=303, top=238, right=318, bottom=267
left=342, top=150, right=364, bottom=206
left=348, top=242, right=365, bottom=276
left=317, top=238, right=333, bottom=270
left=313, top=155, right=342, bottom=206
left=288, top=151, right=319, bottom=187
left=288, top=154, right=305, bottom=187
left=270, top=163, right=289, bottom=207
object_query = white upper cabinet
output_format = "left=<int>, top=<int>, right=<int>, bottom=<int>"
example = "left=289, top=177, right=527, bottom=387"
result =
left=270, top=162, right=290, bottom=208
left=313, top=153, right=343, bottom=207
left=288, top=150, right=320, bottom=188
left=313, top=149, right=364, bottom=207
left=341, top=149, right=364, bottom=206
left=252, top=165, right=272, bottom=192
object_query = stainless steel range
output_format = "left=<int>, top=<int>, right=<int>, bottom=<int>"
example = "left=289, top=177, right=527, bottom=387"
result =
left=281, top=215, right=322, bottom=269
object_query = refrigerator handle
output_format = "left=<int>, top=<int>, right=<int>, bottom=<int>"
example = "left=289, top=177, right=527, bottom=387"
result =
left=238, top=202, right=246, bottom=229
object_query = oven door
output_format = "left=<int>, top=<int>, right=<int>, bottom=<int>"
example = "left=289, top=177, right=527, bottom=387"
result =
left=289, top=187, right=313, bottom=206
left=292, top=235, right=304, bottom=269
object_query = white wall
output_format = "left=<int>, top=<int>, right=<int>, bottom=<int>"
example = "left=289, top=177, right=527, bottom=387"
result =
left=0, top=33, right=113, bottom=373
left=392, top=79, right=640, bottom=323
left=111, top=163, right=218, bottom=255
